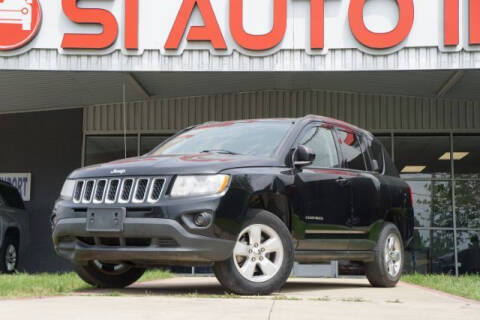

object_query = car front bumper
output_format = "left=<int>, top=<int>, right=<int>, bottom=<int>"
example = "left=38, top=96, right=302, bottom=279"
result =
left=52, top=217, right=235, bottom=266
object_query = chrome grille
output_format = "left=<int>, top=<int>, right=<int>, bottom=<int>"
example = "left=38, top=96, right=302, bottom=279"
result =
left=93, top=180, right=107, bottom=203
left=133, top=179, right=149, bottom=203
left=120, top=179, right=134, bottom=203
left=148, top=178, right=165, bottom=203
left=106, top=179, right=120, bottom=203
left=73, top=181, right=84, bottom=203
left=83, top=180, right=95, bottom=203
left=73, top=177, right=166, bottom=204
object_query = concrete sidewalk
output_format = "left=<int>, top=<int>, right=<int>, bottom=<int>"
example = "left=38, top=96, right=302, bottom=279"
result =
left=0, top=277, right=478, bottom=320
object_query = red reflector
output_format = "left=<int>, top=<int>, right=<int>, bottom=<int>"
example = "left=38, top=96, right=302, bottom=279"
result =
left=408, top=186, right=414, bottom=207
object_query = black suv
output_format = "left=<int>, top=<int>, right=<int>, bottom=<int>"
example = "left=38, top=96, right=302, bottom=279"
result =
left=52, top=116, right=414, bottom=295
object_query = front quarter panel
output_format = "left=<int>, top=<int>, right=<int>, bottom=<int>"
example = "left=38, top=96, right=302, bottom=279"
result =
left=0, top=207, right=29, bottom=253
left=214, top=167, right=295, bottom=241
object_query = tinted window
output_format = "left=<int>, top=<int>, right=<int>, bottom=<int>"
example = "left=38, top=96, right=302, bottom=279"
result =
left=365, top=138, right=385, bottom=173
left=0, top=185, right=25, bottom=210
left=337, top=130, right=366, bottom=171
left=299, top=126, right=339, bottom=168
left=152, top=121, right=293, bottom=157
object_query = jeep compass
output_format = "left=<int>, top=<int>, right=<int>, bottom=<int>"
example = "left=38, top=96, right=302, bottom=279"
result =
left=52, top=115, right=414, bottom=295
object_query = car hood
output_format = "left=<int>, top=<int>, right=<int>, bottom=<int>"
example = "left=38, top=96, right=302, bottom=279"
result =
left=69, top=153, right=279, bottom=179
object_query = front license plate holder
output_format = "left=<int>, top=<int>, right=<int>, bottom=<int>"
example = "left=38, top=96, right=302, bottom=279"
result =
left=86, top=208, right=126, bottom=232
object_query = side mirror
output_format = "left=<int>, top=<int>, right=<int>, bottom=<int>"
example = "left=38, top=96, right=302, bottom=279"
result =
left=372, top=159, right=380, bottom=172
left=294, top=145, right=315, bottom=167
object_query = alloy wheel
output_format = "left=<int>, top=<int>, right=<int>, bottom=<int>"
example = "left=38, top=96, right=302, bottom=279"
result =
left=233, top=224, right=284, bottom=283
left=384, top=234, right=402, bottom=277
left=5, top=244, right=17, bottom=272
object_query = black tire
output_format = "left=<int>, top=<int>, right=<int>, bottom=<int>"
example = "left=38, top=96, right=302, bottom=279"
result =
left=365, top=223, right=404, bottom=287
left=0, top=235, right=19, bottom=274
left=75, top=261, right=145, bottom=288
left=214, top=209, right=294, bottom=295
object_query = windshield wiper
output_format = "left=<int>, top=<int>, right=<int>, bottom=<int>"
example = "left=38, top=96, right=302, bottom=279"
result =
left=201, top=149, right=240, bottom=155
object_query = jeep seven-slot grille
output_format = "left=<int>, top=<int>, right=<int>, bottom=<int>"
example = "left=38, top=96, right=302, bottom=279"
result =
left=134, top=179, right=149, bottom=202
left=120, top=179, right=133, bottom=202
left=73, top=177, right=166, bottom=204
left=94, top=180, right=107, bottom=203
left=149, top=179, right=165, bottom=202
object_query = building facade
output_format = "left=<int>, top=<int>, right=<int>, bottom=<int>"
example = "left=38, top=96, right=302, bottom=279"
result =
left=0, top=0, right=478, bottom=275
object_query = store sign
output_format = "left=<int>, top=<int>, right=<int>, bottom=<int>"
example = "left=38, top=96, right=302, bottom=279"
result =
left=0, top=0, right=42, bottom=51
left=0, top=0, right=479, bottom=56
left=0, top=173, right=32, bottom=202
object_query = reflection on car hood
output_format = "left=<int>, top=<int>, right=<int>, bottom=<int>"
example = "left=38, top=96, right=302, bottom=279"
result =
left=69, top=153, right=279, bottom=179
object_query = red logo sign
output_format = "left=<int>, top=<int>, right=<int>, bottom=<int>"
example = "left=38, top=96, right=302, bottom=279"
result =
left=0, top=0, right=41, bottom=51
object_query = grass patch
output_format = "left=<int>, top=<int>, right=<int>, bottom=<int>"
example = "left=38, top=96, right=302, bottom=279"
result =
left=402, top=274, right=480, bottom=302
left=170, top=292, right=245, bottom=299
left=272, top=295, right=302, bottom=301
left=308, top=296, right=330, bottom=302
left=340, top=297, right=368, bottom=303
left=0, top=269, right=172, bottom=299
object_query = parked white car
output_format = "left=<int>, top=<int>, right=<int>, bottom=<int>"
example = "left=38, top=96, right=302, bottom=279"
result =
left=0, top=0, right=33, bottom=31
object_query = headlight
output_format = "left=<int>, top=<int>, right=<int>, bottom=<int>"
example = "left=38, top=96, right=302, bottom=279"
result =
left=170, top=175, right=230, bottom=198
left=60, top=179, right=76, bottom=200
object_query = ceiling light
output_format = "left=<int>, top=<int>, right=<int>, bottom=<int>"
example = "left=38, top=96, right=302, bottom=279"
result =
left=401, top=166, right=426, bottom=173
left=439, top=152, right=469, bottom=161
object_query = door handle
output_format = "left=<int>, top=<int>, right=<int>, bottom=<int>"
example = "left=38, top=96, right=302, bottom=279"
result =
left=336, top=177, right=351, bottom=187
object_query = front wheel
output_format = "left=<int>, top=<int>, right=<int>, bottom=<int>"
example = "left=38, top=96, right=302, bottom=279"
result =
left=0, top=236, right=19, bottom=274
left=365, top=223, right=404, bottom=287
left=214, top=210, right=294, bottom=295
left=75, top=261, right=145, bottom=288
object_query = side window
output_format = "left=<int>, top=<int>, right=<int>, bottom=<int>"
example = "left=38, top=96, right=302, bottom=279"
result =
left=337, top=129, right=367, bottom=171
left=369, top=138, right=385, bottom=173
left=299, top=126, right=340, bottom=168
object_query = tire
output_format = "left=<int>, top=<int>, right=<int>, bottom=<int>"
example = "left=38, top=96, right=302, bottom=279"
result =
left=214, top=209, right=294, bottom=295
left=365, top=222, right=404, bottom=287
left=0, top=235, right=19, bottom=274
left=74, top=261, right=145, bottom=288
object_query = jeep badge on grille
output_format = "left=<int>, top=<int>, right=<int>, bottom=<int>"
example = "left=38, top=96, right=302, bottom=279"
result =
left=110, top=169, right=126, bottom=175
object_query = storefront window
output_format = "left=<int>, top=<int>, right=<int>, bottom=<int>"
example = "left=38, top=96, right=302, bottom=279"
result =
left=452, top=136, right=480, bottom=176
left=409, top=230, right=455, bottom=274
left=456, top=231, right=480, bottom=274
left=455, top=180, right=480, bottom=229
left=407, top=180, right=453, bottom=228
left=85, top=136, right=138, bottom=166
left=395, top=136, right=451, bottom=178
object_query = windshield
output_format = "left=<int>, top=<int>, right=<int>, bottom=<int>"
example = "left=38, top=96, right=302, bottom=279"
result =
left=151, top=120, right=293, bottom=157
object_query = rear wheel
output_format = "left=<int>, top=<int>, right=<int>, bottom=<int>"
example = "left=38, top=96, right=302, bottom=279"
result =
left=365, top=223, right=404, bottom=287
left=75, top=261, right=145, bottom=288
left=0, top=236, right=19, bottom=274
left=214, top=210, right=294, bottom=295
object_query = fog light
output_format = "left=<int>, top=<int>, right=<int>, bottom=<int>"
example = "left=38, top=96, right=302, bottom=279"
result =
left=193, top=212, right=212, bottom=227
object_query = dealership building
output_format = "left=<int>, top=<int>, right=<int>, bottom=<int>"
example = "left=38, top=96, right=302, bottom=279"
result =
left=0, top=0, right=479, bottom=275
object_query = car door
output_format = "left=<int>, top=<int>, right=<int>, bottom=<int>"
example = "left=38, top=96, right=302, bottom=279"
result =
left=291, top=123, right=352, bottom=251
left=335, top=129, right=381, bottom=250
